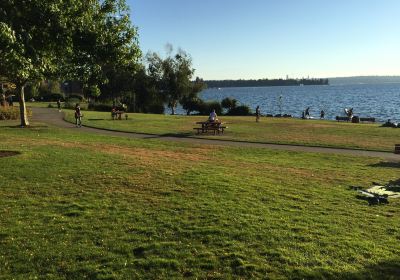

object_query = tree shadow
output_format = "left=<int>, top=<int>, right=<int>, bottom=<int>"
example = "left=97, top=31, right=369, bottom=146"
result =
left=4, top=125, right=48, bottom=129
left=159, top=132, right=194, bottom=138
left=296, top=258, right=400, bottom=280
left=0, top=151, right=21, bottom=158
left=369, top=161, right=400, bottom=168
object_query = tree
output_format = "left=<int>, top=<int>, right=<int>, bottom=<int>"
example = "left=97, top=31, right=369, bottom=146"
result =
left=221, top=97, right=238, bottom=112
left=146, top=48, right=202, bottom=115
left=180, top=77, right=206, bottom=115
left=0, top=0, right=140, bottom=126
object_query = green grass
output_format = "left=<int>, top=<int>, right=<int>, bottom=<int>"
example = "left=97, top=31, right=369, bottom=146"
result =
left=0, top=120, right=399, bottom=279
left=63, top=110, right=400, bottom=152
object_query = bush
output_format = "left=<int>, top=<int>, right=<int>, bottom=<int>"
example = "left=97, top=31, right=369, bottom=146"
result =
left=198, top=101, right=222, bottom=116
left=147, top=103, right=165, bottom=114
left=64, top=98, right=88, bottom=110
left=227, top=105, right=252, bottom=116
left=88, top=103, right=113, bottom=112
left=0, top=106, right=32, bottom=120
left=40, top=93, right=64, bottom=102
left=67, top=95, right=84, bottom=101
left=221, top=97, right=238, bottom=111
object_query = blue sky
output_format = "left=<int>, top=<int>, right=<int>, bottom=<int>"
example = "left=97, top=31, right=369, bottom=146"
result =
left=128, top=0, right=400, bottom=80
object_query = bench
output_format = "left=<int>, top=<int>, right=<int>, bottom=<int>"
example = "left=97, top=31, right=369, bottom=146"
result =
left=359, top=117, right=375, bottom=122
left=193, top=122, right=227, bottom=135
left=112, top=110, right=125, bottom=120
left=193, top=126, right=227, bottom=135
left=336, top=116, right=350, bottom=122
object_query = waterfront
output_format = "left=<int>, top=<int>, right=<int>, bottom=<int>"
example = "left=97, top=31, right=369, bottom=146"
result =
left=200, top=83, right=400, bottom=122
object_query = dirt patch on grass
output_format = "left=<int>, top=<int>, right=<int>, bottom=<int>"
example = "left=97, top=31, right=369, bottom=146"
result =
left=0, top=151, right=21, bottom=158
left=97, top=145, right=214, bottom=162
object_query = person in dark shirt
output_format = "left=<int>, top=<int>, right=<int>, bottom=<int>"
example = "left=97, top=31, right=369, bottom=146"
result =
left=255, top=106, right=261, bottom=122
left=74, top=104, right=82, bottom=127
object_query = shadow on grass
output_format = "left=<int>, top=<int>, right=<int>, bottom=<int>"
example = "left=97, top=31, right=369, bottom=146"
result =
left=87, top=118, right=105, bottom=121
left=298, top=258, right=400, bottom=280
left=4, top=125, right=48, bottom=129
left=369, top=162, right=400, bottom=168
left=159, top=132, right=193, bottom=138
left=0, top=151, right=21, bottom=158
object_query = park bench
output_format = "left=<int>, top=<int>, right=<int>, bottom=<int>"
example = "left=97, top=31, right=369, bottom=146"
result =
left=359, top=117, right=375, bottom=122
left=193, top=121, right=227, bottom=135
left=112, top=110, right=126, bottom=120
left=336, top=116, right=350, bottom=122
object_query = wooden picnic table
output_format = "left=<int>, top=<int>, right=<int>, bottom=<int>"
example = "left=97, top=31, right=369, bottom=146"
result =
left=193, top=121, right=227, bottom=135
left=112, top=110, right=125, bottom=120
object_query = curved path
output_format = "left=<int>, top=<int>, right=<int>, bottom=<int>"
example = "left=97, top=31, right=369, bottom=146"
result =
left=32, top=107, right=400, bottom=161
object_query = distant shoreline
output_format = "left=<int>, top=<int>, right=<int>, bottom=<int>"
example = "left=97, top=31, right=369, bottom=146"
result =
left=205, top=78, right=328, bottom=88
left=205, top=76, right=400, bottom=88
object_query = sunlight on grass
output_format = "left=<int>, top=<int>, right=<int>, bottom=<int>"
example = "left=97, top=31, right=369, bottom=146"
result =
left=63, top=110, right=400, bottom=151
left=0, top=121, right=399, bottom=278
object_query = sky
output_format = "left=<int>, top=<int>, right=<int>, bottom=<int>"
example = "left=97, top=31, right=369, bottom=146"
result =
left=128, top=0, right=400, bottom=80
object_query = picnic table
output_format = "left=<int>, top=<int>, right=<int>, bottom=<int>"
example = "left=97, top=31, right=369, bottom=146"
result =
left=112, top=110, right=125, bottom=120
left=193, top=121, right=227, bottom=135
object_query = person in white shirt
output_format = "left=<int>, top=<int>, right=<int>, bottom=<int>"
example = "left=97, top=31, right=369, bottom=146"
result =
left=209, top=109, right=218, bottom=122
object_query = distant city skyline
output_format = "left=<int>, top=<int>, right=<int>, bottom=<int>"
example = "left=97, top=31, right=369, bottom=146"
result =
left=129, top=0, right=400, bottom=80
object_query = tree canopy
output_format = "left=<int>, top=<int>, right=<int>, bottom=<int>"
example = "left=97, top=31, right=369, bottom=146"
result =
left=146, top=48, right=205, bottom=115
left=0, top=0, right=141, bottom=126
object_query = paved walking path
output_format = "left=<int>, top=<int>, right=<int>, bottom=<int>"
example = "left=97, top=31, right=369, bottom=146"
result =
left=32, top=107, right=400, bottom=161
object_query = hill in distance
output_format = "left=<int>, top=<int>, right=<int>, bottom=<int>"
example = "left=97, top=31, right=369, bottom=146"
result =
left=326, top=76, right=400, bottom=85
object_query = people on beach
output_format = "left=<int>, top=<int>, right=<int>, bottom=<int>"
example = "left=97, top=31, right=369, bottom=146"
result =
left=320, top=110, right=325, bottom=119
left=256, top=106, right=261, bottom=122
left=57, top=99, right=61, bottom=111
left=344, top=108, right=354, bottom=119
left=305, top=107, right=310, bottom=118
left=382, top=119, right=398, bottom=128
left=209, top=109, right=218, bottom=122
left=74, top=103, right=82, bottom=127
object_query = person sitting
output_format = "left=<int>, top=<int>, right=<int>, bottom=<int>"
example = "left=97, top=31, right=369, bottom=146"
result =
left=382, top=119, right=397, bottom=128
left=208, top=109, right=218, bottom=122
left=111, top=107, right=117, bottom=120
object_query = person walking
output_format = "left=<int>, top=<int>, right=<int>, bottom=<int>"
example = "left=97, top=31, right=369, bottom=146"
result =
left=255, top=105, right=261, bottom=122
left=305, top=107, right=310, bottom=118
left=57, top=99, right=61, bottom=112
left=320, top=110, right=325, bottom=119
left=74, top=103, right=82, bottom=127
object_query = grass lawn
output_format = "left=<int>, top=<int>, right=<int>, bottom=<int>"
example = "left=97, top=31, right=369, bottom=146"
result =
left=0, top=120, right=399, bottom=279
left=63, top=110, right=400, bottom=152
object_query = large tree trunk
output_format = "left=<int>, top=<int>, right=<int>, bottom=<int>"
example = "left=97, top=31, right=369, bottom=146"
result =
left=17, top=84, right=30, bottom=127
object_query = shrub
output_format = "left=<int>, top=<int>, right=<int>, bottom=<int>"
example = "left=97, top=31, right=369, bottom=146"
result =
left=64, top=98, right=88, bottom=110
left=67, top=95, right=84, bottom=101
left=0, top=106, right=32, bottom=120
left=40, top=93, right=64, bottom=102
left=147, top=103, right=165, bottom=114
left=227, top=105, right=252, bottom=116
left=221, top=97, right=238, bottom=111
left=88, top=103, right=113, bottom=112
left=198, top=101, right=222, bottom=116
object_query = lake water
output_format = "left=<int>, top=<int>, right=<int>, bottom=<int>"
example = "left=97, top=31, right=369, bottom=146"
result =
left=197, top=83, right=400, bottom=122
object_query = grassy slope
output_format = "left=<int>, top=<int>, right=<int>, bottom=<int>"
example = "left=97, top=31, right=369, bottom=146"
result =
left=0, top=121, right=399, bottom=279
left=62, top=110, right=400, bottom=152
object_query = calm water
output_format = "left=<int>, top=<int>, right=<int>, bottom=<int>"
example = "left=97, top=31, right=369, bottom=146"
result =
left=197, top=83, right=400, bottom=122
